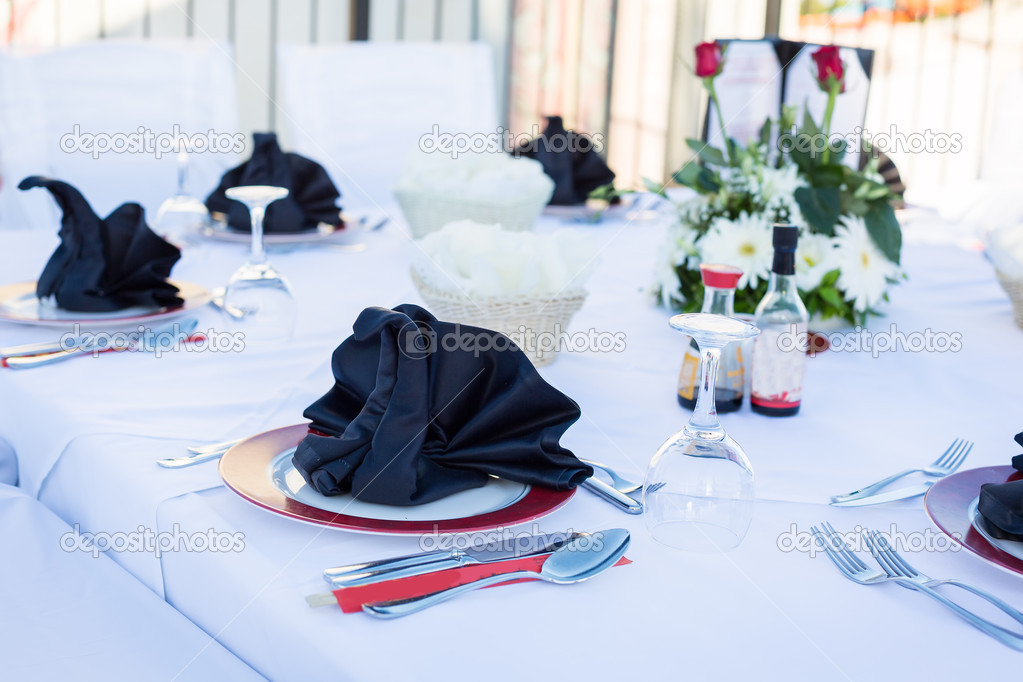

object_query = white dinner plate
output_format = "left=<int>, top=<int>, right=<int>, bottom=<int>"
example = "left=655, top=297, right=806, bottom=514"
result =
left=200, top=219, right=364, bottom=246
left=969, top=497, right=1023, bottom=563
left=219, top=424, right=576, bottom=535
left=0, top=280, right=210, bottom=328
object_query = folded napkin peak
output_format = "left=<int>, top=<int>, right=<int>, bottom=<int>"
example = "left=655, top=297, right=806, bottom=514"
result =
left=514, top=115, right=616, bottom=206
left=205, top=132, right=342, bottom=233
left=293, top=304, right=592, bottom=506
left=20, top=176, right=182, bottom=312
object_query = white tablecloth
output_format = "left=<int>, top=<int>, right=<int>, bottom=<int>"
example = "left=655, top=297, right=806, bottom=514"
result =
left=2, top=210, right=1023, bottom=680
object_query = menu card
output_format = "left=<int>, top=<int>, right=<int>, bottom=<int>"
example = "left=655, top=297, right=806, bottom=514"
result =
left=704, top=38, right=874, bottom=168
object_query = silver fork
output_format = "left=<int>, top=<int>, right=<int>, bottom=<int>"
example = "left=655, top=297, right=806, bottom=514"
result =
left=811, top=522, right=1023, bottom=650
left=830, top=438, right=973, bottom=503
left=862, top=528, right=1023, bottom=627
left=579, top=477, right=665, bottom=514
left=156, top=438, right=243, bottom=468
left=579, top=459, right=643, bottom=494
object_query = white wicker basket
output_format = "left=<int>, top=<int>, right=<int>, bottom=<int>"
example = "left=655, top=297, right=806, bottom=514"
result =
left=395, top=186, right=551, bottom=238
left=997, top=271, right=1023, bottom=330
left=411, top=270, right=587, bottom=367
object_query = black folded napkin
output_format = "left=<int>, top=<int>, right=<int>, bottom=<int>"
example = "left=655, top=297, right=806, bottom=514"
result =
left=978, top=430, right=1023, bottom=541
left=19, top=176, right=182, bottom=313
left=514, top=115, right=616, bottom=206
left=205, top=132, right=342, bottom=233
left=292, top=304, right=592, bottom=506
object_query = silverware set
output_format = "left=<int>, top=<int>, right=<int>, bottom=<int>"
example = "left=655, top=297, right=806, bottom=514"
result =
left=167, top=431, right=1021, bottom=637
left=829, top=438, right=973, bottom=507
left=579, top=458, right=664, bottom=514
left=812, top=521, right=1023, bottom=649
left=1, top=318, right=200, bottom=369
left=307, top=528, right=630, bottom=618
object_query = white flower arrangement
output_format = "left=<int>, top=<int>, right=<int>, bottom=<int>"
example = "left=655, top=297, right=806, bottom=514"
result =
left=656, top=40, right=904, bottom=326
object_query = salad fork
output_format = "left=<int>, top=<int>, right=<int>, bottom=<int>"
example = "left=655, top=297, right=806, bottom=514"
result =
left=156, top=437, right=243, bottom=468
left=579, top=459, right=644, bottom=494
left=811, top=522, right=1023, bottom=649
left=830, top=438, right=973, bottom=503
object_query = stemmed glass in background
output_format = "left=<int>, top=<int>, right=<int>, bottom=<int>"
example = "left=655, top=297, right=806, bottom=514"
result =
left=221, top=185, right=297, bottom=343
left=644, top=313, right=760, bottom=552
left=154, top=137, right=210, bottom=246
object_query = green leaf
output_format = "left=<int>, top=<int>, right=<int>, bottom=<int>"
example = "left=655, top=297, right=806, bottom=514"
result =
left=780, top=104, right=797, bottom=132
left=810, top=164, right=844, bottom=188
left=758, top=118, right=772, bottom=148
left=685, top=138, right=727, bottom=167
left=672, top=161, right=702, bottom=188
left=641, top=177, right=668, bottom=198
left=819, top=286, right=846, bottom=310
left=830, top=137, right=847, bottom=163
left=820, top=268, right=840, bottom=288
left=802, top=108, right=821, bottom=138
left=795, top=186, right=841, bottom=235
left=864, top=202, right=902, bottom=264
left=788, top=145, right=814, bottom=174
left=696, top=166, right=721, bottom=192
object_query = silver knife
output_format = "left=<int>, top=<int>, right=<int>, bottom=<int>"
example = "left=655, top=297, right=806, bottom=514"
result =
left=828, top=481, right=933, bottom=507
left=3, top=319, right=198, bottom=369
left=324, top=531, right=577, bottom=588
left=581, top=477, right=644, bottom=514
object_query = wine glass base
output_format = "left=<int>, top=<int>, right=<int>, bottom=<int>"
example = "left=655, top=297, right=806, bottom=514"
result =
left=648, top=519, right=746, bottom=552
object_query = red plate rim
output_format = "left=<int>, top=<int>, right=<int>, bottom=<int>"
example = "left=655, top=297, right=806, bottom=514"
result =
left=925, top=465, right=1023, bottom=576
left=0, top=280, right=209, bottom=326
left=218, top=423, right=576, bottom=535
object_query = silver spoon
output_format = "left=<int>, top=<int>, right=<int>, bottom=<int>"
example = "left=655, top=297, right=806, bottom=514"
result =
left=362, top=528, right=630, bottom=618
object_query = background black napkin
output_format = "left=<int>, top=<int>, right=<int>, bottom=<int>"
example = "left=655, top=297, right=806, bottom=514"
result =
left=292, top=304, right=592, bottom=506
left=19, top=176, right=182, bottom=313
left=978, top=430, right=1023, bottom=541
left=205, top=132, right=342, bottom=233
left=514, top=115, right=616, bottom=206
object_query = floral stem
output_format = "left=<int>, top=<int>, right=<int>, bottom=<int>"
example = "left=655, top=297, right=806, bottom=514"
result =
left=706, top=79, right=734, bottom=166
left=820, top=82, right=838, bottom=165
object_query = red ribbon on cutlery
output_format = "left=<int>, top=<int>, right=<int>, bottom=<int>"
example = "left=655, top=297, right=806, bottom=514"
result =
left=328, top=554, right=632, bottom=613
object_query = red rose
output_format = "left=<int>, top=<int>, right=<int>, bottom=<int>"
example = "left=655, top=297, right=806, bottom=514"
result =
left=694, top=41, right=724, bottom=78
left=811, top=45, right=845, bottom=93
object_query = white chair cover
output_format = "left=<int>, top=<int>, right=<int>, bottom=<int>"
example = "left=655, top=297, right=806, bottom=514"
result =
left=277, top=42, right=499, bottom=212
left=0, top=39, right=239, bottom=230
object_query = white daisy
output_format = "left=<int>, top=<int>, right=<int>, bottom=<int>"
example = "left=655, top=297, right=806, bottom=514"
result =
left=759, top=164, right=805, bottom=204
left=654, top=219, right=701, bottom=307
left=795, top=232, right=837, bottom=291
left=760, top=164, right=806, bottom=225
left=833, top=215, right=899, bottom=312
left=697, top=212, right=774, bottom=289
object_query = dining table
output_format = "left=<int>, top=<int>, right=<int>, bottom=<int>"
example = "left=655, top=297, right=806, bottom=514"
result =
left=1, top=201, right=1022, bottom=680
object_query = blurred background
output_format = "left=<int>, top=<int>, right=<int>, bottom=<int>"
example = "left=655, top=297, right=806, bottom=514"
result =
left=2, top=0, right=1021, bottom=206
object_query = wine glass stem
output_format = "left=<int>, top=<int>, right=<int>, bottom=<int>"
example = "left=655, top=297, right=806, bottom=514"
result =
left=685, top=345, right=724, bottom=440
left=249, top=205, right=267, bottom=265
left=176, top=148, right=188, bottom=196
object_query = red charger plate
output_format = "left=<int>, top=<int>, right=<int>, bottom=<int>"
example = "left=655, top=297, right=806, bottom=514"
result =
left=925, top=465, right=1023, bottom=576
left=219, top=423, right=576, bottom=534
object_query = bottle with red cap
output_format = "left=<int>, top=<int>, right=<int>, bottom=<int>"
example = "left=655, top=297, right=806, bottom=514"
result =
left=751, top=224, right=808, bottom=416
left=677, top=263, right=745, bottom=412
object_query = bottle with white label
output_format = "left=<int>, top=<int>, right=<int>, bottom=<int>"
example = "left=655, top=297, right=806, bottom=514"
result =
left=677, top=264, right=745, bottom=413
left=751, top=224, right=807, bottom=416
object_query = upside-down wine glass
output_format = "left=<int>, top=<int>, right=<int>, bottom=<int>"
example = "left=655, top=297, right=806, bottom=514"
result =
left=221, top=186, right=297, bottom=343
left=154, top=137, right=210, bottom=246
left=643, top=313, right=760, bottom=552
